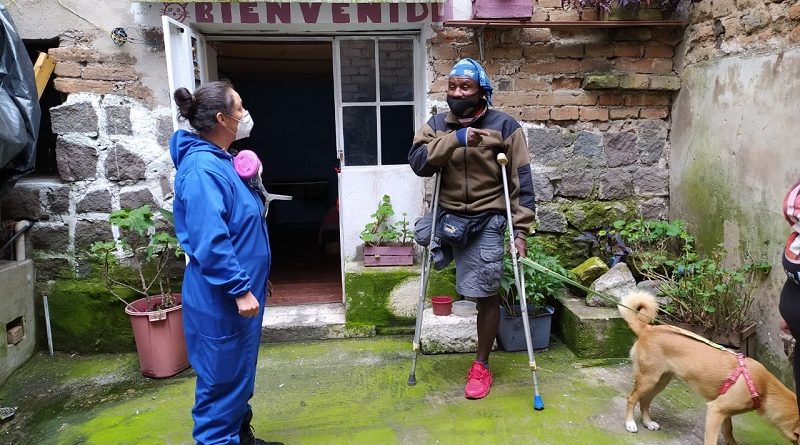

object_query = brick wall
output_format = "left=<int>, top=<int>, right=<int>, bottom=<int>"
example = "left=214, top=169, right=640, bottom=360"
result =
left=48, top=46, right=152, bottom=102
left=430, top=26, right=681, bottom=122
left=427, top=24, right=680, bottom=262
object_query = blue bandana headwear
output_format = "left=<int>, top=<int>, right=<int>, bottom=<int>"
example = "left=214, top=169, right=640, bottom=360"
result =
left=448, top=58, right=493, bottom=106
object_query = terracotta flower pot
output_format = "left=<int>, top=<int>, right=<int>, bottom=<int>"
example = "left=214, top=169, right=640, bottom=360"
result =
left=125, top=294, right=189, bottom=378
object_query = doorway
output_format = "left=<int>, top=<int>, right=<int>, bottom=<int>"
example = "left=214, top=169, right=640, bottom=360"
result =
left=217, top=41, right=342, bottom=306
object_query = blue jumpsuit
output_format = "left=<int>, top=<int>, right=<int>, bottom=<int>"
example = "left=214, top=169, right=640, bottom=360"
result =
left=170, top=130, right=271, bottom=444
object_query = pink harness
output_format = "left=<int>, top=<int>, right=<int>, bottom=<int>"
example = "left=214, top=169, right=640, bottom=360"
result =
left=718, top=353, right=761, bottom=409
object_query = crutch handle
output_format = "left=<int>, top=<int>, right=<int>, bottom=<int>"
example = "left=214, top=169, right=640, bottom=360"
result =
left=496, top=153, right=508, bottom=166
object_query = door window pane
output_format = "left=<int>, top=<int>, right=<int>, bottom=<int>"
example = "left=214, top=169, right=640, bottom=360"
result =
left=340, top=40, right=375, bottom=103
left=343, top=107, right=377, bottom=166
left=380, top=106, right=414, bottom=165
left=379, top=40, right=413, bottom=102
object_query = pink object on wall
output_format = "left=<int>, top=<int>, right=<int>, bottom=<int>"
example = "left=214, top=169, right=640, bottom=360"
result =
left=472, top=0, right=533, bottom=19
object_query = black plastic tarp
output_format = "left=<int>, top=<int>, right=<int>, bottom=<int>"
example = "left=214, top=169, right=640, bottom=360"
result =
left=0, top=4, right=39, bottom=194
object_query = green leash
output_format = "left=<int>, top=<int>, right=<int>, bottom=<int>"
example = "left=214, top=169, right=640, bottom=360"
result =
left=517, top=257, right=732, bottom=353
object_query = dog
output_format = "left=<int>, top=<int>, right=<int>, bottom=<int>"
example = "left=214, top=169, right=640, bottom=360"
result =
left=618, top=290, right=800, bottom=445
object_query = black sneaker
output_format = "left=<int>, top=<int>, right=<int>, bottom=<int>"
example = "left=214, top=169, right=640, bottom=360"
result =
left=239, top=409, right=284, bottom=445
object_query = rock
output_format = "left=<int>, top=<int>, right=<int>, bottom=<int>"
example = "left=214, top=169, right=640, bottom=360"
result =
left=29, top=224, right=69, bottom=252
left=604, top=132, right=638, bottom=168
left=536, top=205, right=567, bottom=233
left=105, top=144, right=147, bottom=181
left=56, top=137, right=99, bottom=181
left=105, top=106, right=132, bottom=135
left=637, top=280, right=670, bottom=306
left=76, top=189, right=112, bottom=213
left=119, top=189, right=156, bottom=209
left=529, top=127, right=569, bottom=165
left=50, top=101, right=98, bottom=135
left=571, top=257, right=609, bottom=287
left=420, top=308, right=497, bottom=354
left=587, top=262, right=637, bottom=307
left=74, top=220, right=113, bottom=250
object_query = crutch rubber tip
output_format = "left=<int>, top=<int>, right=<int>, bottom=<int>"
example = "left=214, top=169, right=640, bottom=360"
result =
left=407, top=374, right=417, bottom=386
left=533, top=395, right=544, bottom=410
left=496, top=153, right=508, bottom=165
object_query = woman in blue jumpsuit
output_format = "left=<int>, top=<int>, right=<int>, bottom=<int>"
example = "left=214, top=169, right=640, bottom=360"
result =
left=170, top=81, right=274, bottom=445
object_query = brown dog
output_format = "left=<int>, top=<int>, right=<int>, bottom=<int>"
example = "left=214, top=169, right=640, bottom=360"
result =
left=618, top=290, right=800, bottom=445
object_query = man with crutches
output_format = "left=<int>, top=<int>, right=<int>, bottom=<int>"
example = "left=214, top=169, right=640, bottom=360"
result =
left=408, top=58, right=536, bottom=399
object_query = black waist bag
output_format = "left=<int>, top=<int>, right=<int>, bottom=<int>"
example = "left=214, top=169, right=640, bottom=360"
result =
left=438, top=210, right=493, bottom=248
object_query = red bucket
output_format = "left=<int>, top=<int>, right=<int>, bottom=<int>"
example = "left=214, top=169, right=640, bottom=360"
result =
left=431, top=296, right=453, bottom=316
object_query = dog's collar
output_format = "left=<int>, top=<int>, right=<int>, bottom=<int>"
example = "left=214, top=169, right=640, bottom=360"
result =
left=718, top=353, right=761, bottom=409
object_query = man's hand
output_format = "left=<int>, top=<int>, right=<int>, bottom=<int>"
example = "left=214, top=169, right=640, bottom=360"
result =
left=467, top=128, right=490, bottom=147
left=780, top=317, right=791, bottom=335
left=235, top=291, right=260, bottom=317
left=513, top=236, right=527, bottom=259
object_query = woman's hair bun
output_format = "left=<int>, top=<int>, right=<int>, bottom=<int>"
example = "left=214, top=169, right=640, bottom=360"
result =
left=173, top=87, right=196, bottom=120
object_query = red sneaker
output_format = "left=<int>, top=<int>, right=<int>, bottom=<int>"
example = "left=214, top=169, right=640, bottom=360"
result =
left=464, top=361, right=493, bottom=399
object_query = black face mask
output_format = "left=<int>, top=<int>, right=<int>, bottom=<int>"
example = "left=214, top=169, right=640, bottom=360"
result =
left=447, top=94, right=481, bottom=117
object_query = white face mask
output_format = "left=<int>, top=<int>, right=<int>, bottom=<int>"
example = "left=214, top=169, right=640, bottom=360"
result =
left=225, top=111, right=254, bottom=140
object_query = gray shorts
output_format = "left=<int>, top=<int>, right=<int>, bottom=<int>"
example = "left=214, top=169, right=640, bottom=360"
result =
left=452, top=213, right=507, bottom=298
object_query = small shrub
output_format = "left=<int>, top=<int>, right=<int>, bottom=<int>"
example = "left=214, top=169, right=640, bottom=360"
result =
left=640, top=244, right=771, bottom=332
left=89, top=205, right=183, bottom=311
left=500, top=236, right=574, bottom=315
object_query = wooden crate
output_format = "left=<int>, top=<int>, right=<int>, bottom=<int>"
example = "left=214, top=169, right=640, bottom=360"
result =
left=473, top=0, right=533, bottom=19
left=363, top=246, right=414, bottom=267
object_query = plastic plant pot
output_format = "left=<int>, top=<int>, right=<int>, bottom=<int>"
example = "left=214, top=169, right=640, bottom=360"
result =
left=431, top=296, right=453, bottom=316
left=452, top=299, right=477, bottom=317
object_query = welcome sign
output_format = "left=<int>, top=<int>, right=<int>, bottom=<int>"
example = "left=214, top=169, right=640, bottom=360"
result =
left=158, top=2, right=448, bottom=25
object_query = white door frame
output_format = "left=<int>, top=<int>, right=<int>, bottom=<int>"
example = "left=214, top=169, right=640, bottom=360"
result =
left=162, top=16, right=212, bottom=130
left=163, top=28, right=428, bottom=305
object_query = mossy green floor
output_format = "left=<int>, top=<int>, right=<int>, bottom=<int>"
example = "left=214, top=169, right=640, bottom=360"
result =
left=0, top=337, right=787, bottom=445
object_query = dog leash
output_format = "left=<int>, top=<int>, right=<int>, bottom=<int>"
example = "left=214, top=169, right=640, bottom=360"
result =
left=517, top=257, right=736, bottom=354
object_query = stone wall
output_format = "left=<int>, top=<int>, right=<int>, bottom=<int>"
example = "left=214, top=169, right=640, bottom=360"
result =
left=1, top=94, right=174, bottom=281
left=428, top=25, right=679, bottom=265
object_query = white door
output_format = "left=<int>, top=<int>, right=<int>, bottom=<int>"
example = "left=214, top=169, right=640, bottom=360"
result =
left=332, top=36, right=427, bottom=262
left=162, top=16, right=212, bottom=130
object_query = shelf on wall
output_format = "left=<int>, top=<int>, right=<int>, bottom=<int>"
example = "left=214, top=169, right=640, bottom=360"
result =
left=443, top=19, right=688, bottom=28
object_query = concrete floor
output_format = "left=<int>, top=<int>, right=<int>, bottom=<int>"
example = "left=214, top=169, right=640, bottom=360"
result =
left=0, top=336, right=787, bottom=445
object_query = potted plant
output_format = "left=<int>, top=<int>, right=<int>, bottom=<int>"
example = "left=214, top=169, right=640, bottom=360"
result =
left=360, top=195, right=414, bottom=266
left=89, top=205, right=189, bottom=378
left=561, top=0, right=681, bottom=20
left=638, top=244, right=770, bottom=354
left=497, top=236, right=573, bottom=351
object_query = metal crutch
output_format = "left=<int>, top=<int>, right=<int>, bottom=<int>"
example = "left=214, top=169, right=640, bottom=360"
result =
left=496, top=153, right=544, bottom=410
left=407, top=173, right=442, bottom=386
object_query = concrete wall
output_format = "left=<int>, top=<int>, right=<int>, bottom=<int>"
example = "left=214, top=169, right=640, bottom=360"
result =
left=0, top=260, right=36, bottom=386
left=672, top=0, right=800, bottom=373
